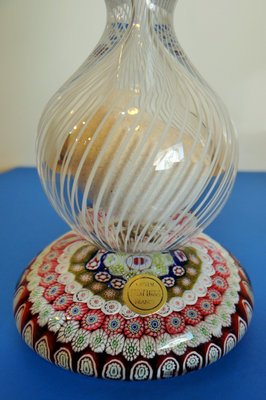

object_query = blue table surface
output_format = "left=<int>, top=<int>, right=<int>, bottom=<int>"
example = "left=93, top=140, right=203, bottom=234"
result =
left=0, top=168, right=265, bottom=400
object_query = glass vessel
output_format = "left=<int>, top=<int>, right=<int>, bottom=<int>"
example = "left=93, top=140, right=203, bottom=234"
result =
left=36, top=0, right=237, bottom=252
left=14, top=0, right=253, bottom=380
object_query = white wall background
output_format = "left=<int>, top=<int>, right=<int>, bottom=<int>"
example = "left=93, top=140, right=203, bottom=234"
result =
left=0, top=0, right=265, bottom=171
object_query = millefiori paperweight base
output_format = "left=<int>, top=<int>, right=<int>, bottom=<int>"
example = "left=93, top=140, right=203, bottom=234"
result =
left=14, top=232, right=253, bottom=380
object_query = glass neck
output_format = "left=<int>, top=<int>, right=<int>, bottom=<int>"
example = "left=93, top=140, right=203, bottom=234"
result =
left=105, top=0, right=178, bottom=25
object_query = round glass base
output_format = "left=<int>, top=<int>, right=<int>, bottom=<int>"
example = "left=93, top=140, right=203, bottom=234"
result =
left=14, top=232, right=253, bottom=380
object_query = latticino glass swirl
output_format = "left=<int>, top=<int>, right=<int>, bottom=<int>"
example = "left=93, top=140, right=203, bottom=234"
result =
left=36, top=0, right=238, bottom=253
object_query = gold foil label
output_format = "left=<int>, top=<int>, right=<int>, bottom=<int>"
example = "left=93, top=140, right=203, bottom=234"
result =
left=123, top=274, right=167, bottom=315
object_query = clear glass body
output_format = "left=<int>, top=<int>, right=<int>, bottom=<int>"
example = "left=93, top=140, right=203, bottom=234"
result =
left=37, top=0, right=238, bottom=253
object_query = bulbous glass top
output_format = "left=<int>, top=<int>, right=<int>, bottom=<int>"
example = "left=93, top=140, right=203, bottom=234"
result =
left=37, top=0, right=238, bottom=252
